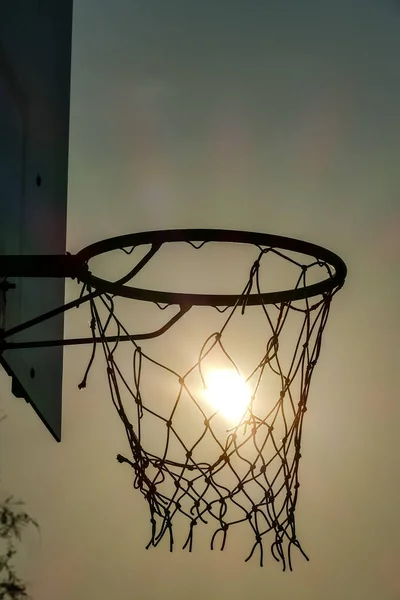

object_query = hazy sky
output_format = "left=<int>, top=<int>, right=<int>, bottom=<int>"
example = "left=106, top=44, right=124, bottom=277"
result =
left=1, top=1, right=400, bottom=599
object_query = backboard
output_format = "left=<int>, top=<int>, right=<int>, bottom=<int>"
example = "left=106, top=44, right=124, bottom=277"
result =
left=0, top=1, right=73, bottom=441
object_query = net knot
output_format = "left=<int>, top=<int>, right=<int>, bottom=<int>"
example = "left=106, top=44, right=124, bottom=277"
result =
left=218, top=452, right=229, bottom=465
left=265, top=490, right=273, bottom=503
left=272, top=520, right=279, bottom=529
left=145, top=486, right=156, bottom=500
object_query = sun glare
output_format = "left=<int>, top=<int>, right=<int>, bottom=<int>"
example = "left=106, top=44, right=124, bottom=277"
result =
left=203, top=369, right=251, bottom=423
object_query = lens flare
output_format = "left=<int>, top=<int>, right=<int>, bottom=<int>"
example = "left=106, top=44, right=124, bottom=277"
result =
left=203, top=369, right=251, bottom=423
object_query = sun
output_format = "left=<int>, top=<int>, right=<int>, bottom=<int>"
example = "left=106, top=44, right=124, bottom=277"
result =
left=203, top=369, right=251, bottom=423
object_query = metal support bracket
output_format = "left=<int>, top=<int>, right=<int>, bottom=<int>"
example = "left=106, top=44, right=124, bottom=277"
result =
left=0, top=253, right=190, bottom=350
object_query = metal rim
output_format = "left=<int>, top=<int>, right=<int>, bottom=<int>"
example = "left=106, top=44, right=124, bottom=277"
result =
left=75, top=229, right=347, bottom=307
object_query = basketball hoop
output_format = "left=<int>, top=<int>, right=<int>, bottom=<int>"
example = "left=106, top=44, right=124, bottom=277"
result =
left=72, top=229, right=346, bottom=569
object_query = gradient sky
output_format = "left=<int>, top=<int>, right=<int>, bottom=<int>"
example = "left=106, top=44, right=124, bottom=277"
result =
left=1, top=1, right=400, bottom=599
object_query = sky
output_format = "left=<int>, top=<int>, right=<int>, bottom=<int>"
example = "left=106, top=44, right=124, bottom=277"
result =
left=1, top=0, right=400, bottom=598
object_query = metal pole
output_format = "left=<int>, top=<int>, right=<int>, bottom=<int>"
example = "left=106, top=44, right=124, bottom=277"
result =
left=0, top=254, right=82, bottom=278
